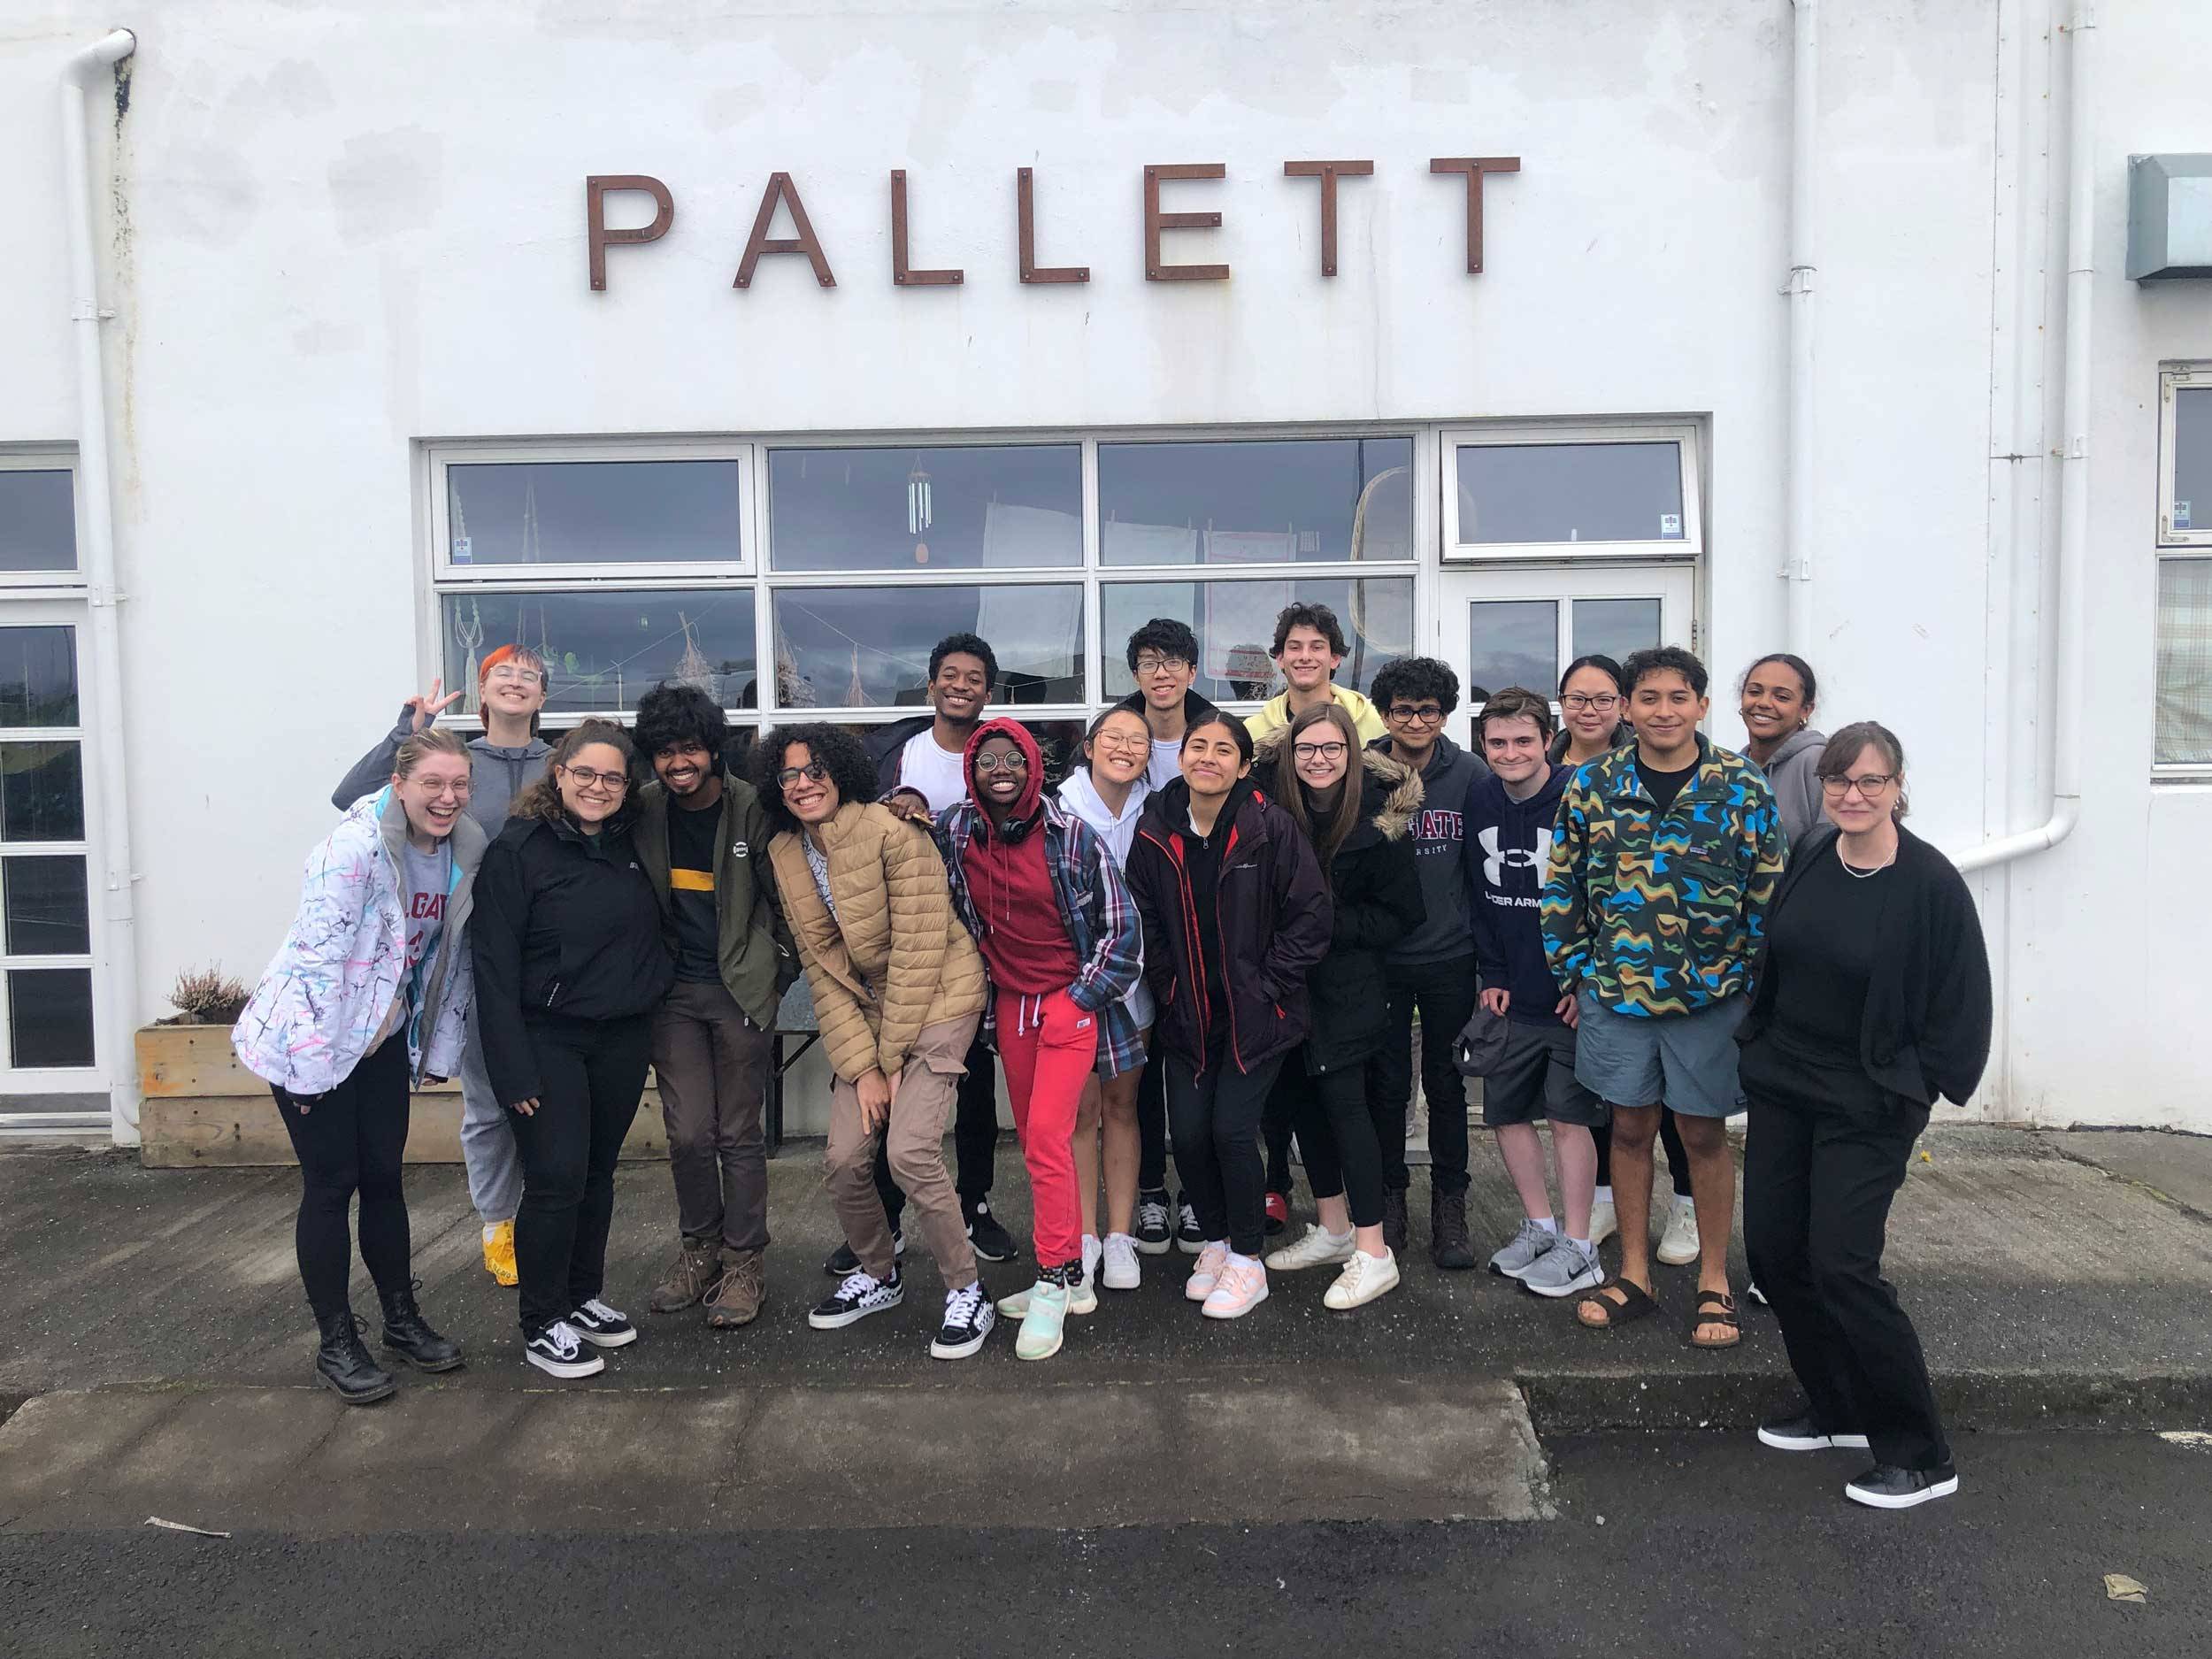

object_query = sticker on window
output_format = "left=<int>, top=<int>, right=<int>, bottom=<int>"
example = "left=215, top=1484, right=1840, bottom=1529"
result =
left=1659, top=513, right=1683, bottom=539
left=452, top=536, right=472, bottom=563
left=2177, top=501, right=2194, bottom=531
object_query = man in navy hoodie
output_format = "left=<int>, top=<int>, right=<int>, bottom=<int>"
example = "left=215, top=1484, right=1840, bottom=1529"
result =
left=1463, top=687, right=1609, bottom=1300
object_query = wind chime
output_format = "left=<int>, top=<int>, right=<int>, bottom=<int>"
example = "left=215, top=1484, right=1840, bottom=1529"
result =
left=908, top=457, right=933, bottom=565
left=450, top=496, right=484, bottom=709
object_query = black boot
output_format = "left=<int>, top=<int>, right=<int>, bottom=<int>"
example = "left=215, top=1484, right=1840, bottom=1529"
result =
left=1431, top=1189, right=1476, bottom=1271
left=315, top=1310, right=396, bottom=1404
left=379, top=1279, right=465, bottom=1373
left=1380, top=1188, right=1409, bottom=1256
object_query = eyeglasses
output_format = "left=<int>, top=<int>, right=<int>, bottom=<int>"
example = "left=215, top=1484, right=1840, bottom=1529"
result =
left=974, top=751, right=1028, bottom=773
left=1132, top=654, right=1193, bottom=677
left=776, top=763, right=830, bottom=790
left=486, top=666, right=543, bottom=686
left=1386, top=703, right=1446, bottom=725
left=411, top=780, right=472, bottom=798
left=1561, top=693, right=1620, bottom=712
left=1094, top=735, right=1150, bottom=755
left=1293, top=741, right=1348, bottom=762
left=1820, top=772, right=1897, bottom=797
left=561, top=764, right=629, bottom=793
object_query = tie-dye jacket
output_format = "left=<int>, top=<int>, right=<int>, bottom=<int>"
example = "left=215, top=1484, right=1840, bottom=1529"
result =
left=1540, top=734, right=1786, bottom=1018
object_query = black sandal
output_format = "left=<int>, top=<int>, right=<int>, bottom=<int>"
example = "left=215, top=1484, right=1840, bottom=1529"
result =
left=1576, top=1279, right=1661, bottom=1331
left=1687, top=1289, right=1741, bottom=1349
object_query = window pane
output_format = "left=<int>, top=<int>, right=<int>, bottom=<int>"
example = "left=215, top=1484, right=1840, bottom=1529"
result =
left=0, top=626, right=78, bottom=726
left=4, top=856, right=89, bottom=956
left=1468, top=600, right=1559, bottom=704
left=445, top=460, right=742, bottom=565
left=1100, top=577, right=1414, bottom=703
left=1455, top=442, right=1686, bottom=545
left=1099, top=437, right=1414, bottom=566
left=770, top=445, right=1081, bottom=571
left=2156, top=557, right=2212, bottom=764
left=1572, top=597, right=1664, bottom=665
left=441, top=590, right=757, bottom=716
left=1, top=743, right=84, bottom=842
left=772, top=585, right=1083, bottom=708
left=2177, top=388, right=2212, bottom=535
left=0, top=471, right=76, bottom=572
left=10, top=967, right=94, bottom=1067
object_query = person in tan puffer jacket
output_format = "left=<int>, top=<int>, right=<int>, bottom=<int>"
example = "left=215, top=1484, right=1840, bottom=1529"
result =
left=757, top=723, right=997, bottom=1360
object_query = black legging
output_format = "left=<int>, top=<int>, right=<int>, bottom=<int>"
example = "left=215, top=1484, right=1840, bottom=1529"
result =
left=1135, top=1051, right=1170, bottom=1195
left=1286, top=1059, right=1385, bottom=1230
left=273, top=1033, right=413, bottom=1322
left=1166, top=1050, right=1284, bottom=1257
left=1595, top=1106, right=1694, bottom=1199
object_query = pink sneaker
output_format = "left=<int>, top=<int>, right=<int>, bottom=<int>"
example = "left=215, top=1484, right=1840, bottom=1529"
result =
left=1202, top=1257, right=1270, bottom=1320
left=1185, top=1240, right=1229, bottom=1302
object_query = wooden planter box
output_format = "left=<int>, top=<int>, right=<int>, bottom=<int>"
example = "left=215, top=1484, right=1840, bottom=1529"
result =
left=134, top=1024, right=669, bottom=1170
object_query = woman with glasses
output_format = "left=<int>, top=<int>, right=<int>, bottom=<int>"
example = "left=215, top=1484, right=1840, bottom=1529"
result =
left=331, top=643, right=553, bottom=1291
left=1259, top=704, right=1424, bottom=1310
left=755, top=724, right=997, bottom=1360
left=472, top=720, right=675, bottom=1379
left=235, top=728, right=480, bottom=1403
left=1737, top=723, right=1991, bottom=1510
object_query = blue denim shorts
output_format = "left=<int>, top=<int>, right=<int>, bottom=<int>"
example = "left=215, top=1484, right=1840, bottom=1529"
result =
left=1571, top=991, right=1747, bottom=1118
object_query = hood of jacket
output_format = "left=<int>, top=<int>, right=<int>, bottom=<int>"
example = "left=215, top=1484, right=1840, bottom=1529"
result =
left=962, top=716, right=1046, bottom=839
left=1763, top=726, right=1828, bottom=772
left=1368, top=730, right=1487, bottom=788
left=1140, top=772, right=1263, bottom=841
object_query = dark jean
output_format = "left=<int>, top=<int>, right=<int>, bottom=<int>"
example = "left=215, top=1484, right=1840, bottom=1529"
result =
left=1136, top=1050, right=1170, bottom=1195
left=652, top=978, right=774, bottom=1253
left=1166, top=1050, right=1285, bottom=1257
left=272, top=1032, right=413, bottom=1322
left=878, top=1032, right=1000, bottom=1225
left=507, top=1013, right=654, bottom=1336
left=1368, top=955, right=1479, bottom=1196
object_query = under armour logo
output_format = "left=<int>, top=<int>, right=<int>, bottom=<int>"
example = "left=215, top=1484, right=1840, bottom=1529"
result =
left=1479, top=825, right=1552, bottom=887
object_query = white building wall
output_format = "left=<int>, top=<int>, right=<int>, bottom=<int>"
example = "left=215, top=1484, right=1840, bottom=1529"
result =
left=0, top=1, right=2204, bottom=1131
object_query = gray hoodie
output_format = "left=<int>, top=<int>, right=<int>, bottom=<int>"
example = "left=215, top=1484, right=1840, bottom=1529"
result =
left=1750, top=726, right=1828, bottom=851
left=331, top=705, right=553, bottom=838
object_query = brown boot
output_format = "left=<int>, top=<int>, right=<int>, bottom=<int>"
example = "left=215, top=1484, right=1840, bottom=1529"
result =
left=649, top=1239, right=723, bottom=1313
left=705, top=1247, right=765, bottom=1329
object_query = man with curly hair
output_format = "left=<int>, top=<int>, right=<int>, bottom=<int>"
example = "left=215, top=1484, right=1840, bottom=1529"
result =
left=1244, top=603, right=1387, bottom=747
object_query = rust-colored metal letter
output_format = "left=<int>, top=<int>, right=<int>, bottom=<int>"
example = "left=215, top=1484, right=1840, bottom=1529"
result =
left=1144, top=163, right=1229, bottom=281
left=1429, top=157, right=1521, bottom=274
left=733, top=172, right=837, bottom=289
left=891, top=170, right=964, bottom=287
left=586, top=174, right=674, bottom=292
left=1283, top=160, right=1373, bottom=278
left=1016, top=168, right=1090, bottom=284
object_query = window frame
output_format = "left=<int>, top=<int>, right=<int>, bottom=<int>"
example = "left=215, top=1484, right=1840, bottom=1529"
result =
left=1440, top=420, right=1704, bottom=563
left=0, top=447, right=86, bottom=591
left=2161, top=366, right=2212, bottom=549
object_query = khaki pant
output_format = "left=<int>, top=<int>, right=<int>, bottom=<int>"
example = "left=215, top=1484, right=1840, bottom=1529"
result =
left=824, top=1012, right=981, bottom=1287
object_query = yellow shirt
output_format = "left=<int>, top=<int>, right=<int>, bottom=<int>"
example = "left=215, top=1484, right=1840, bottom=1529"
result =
left=1244, top=684, right=1389, bottom=746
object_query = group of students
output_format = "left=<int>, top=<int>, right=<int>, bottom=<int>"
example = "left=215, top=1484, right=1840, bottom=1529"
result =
left=230, top=601, right=1992, bottom=1513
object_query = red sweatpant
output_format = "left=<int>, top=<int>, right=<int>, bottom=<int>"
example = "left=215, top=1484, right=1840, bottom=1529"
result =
left=994, top=987, right=1096, bottom=1274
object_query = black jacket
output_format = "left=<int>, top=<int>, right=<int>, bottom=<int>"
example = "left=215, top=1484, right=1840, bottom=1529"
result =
left=1114, top=687, right=1221, bottom=728
left=1127, top=776, right=1333, bottom=1077
left=1736, top=825, right=1992, bottom=1108
left=864, top=716, right=938, bottom=798
left=472, top=811, right=676, bottom=1108
left=1292, top=752, right=1425, bottom=1076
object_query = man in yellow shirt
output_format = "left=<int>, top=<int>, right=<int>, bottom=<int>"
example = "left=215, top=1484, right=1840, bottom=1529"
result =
left=1242, top=603, right=1388, bottom=746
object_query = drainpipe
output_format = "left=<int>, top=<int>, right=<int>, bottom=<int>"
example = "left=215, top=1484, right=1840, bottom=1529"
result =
left=1783, top=0, right=1819, bottom=658
left=60, top=29, right=141, bottom=1141
left=1954, top=3, right=2093, bottom=874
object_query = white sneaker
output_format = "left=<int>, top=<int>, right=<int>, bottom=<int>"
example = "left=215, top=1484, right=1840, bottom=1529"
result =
left=1101, top=1233, right=1141, bottom=1291
left=1655, top=1195, right=1701, bottom=1266
left=1185, top=1240, right=1229, bottom=1302
left=1265, top=1223, right=1356, bottom=1272
left=1589, top=1201, right=1618, bottom=1248
left=1323, top=1249, right=1401, bottom=1310
left=1082, top=1233, right=1102, bottom=1283
left=1201, top=1256, right=1270, bottom=1319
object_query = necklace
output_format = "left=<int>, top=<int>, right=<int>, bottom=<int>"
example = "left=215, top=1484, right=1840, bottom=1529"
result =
left=1837, top=838, right=1896, bottom=879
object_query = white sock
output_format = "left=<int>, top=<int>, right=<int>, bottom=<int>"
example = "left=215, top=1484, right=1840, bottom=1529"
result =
left=1323, top=1225, right=1354, bottom=1244
left=1534, top=1216, right=1558, bottom=1234
left=1226, top=1250, right=1260, bottom=1270
left=1082, top=1233, right=1102, bottom=1265
left=1673, top=1193, right=1698, bottom=1213
left=1569, top=1237, right=1593, bottom=1254
left=483, top=1223, right=502, bottom=1242
left=1594, top=1186, right=1614, bottom=1206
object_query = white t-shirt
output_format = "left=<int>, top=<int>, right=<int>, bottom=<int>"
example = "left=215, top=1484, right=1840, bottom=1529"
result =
left=1147, top=736, right=1183, bottom=792
left=898, top=729, right=971, bottom=815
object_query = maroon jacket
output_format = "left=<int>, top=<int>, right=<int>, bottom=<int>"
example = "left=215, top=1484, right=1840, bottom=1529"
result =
left=1126, top=777, right=1333, bottom=1077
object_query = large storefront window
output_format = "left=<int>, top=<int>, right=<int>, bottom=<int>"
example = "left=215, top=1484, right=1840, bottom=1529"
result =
left=1098, top=436, right=1413, bottom=565
left=446, top=458, right=744, bottom=568
left=1443, top=426, right=1701, bottom=559
left=769, top=444, right=1081, bottom=571
left=1100, top=576, right=1413, bottom=703
left=441, top=588, right=758, bottom=716
left=772, top=583, right=1084, bottom=707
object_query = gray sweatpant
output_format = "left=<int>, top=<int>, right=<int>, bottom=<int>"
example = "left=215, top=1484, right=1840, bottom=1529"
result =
left=460, top=999, right=524, bottom=1225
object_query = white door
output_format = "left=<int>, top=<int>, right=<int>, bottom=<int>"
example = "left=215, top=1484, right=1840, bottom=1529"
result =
left=1436, top=563, right=1697, bottom=747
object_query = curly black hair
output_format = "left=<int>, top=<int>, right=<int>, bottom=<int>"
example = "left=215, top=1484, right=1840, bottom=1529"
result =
left=633, top=681, right=728, bottom=763
left=1370, top=656, right=1461, bottom=718
left=1123, top=616, right=1200, bottom=673
left=753, top=723, right=882, bottom=839
left=929, top=633, right=1000, bottom=691
left=1622, top=645, right=1709, bottom=699
left=1271, top=603, right=1348, bottom=658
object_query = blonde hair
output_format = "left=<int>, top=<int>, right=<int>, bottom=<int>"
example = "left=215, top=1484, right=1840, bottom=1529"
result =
left=393, top=726, right=469, bottom=780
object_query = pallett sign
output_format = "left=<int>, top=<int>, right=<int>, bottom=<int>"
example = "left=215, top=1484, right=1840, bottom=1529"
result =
left=584, top=159, right=1521, bottom=292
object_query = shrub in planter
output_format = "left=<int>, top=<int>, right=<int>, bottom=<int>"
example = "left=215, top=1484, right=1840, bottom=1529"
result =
left=163, top=965, right=250, bottom=1026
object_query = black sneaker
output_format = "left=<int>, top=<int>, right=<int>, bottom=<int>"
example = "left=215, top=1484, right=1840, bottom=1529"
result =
left=526, top=1319, right=605, bottom=1379
left=823, top=1229, right=904, bottom=1277
left=1846, top=1462, right=1958, bottom=1509
left=964, top=1199, right=1020, bottom=1263
left=1133, top=1191, right=1173, bottom=1256
left=1173, top=1193, right=1203, bottom=1254
left=809, top=1268, right=904, bottom=1330
left=929, top=1281, right=996, bottom=1360
left=568, top=1298, right=638, bottom=1349
left=1758, top=1413, right=1871, bottom=1453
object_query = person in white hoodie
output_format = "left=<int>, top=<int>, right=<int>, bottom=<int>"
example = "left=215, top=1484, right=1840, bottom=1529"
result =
left=234, top=728, right=482, bottom=1406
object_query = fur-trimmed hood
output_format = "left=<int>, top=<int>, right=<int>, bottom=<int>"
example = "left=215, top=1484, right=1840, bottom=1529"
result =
left=1254, top=734, right=1425, bottom=850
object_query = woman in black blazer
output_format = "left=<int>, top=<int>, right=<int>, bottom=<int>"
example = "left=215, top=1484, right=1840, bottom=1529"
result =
left=1736, top=721, right=1992, bottom=1513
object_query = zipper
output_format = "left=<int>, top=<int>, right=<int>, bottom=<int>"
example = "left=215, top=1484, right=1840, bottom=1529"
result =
left=1138, top=825, right=1212, bottom=1071
left=542, top=979, right=562, bottom=1009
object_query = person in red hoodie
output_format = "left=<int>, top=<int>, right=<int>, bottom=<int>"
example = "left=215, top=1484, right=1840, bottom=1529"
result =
left=934, top=718, right=1145, bottom=1361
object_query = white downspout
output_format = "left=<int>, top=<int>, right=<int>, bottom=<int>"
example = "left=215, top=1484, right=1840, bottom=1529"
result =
left=60, top=29, right=142, bottom=1141
left=1954, top=3, right=2094, bottom=874
left=1783, top=0, right=1819, bottom=658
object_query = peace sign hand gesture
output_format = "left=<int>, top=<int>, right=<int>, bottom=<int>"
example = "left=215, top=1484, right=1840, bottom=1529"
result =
left=404, top=679, right=465, bottom=733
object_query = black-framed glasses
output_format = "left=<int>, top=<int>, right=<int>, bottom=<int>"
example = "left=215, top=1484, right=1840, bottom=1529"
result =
left=1386, top=703, right=1446, bottom=725
left=1293, top=741, right=1349, bottom=762
left=1820, top=772, right=1897, bottom=797
left=560, top=764, right=629, bottom=793
left=1561, top=693, right=1620, bottom=712
left=1132, top=653, right=1194, bottom=676
left=776, top=763, right=830, bottom=790
left=975, top=751, right=1029, bottom=773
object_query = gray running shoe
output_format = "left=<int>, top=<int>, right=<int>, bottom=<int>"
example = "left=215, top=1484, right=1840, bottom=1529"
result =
left=1488, top=1218, right=1556, bottom=1280
left=1520, top=1235, right=1605, bottom=1298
